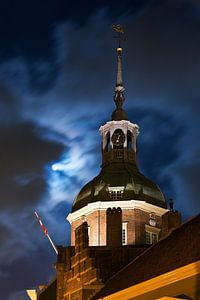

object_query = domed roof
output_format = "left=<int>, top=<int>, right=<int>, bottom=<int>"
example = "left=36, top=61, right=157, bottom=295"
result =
left=72, top=162, right=166, bottom=212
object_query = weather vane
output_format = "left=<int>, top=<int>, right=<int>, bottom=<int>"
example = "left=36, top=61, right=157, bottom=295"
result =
left=112, top=24, right=125, bottom=47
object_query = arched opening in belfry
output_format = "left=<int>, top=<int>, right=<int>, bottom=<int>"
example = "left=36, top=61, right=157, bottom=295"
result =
left=127, top=130, right=132, bottom=150
left=105, top=132, right=110, bottom=152
left=112, top=128, right=124, bottom=150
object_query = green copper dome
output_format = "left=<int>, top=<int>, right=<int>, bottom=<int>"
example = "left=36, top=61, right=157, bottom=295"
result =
left=72, top=162, right=166, bottom=212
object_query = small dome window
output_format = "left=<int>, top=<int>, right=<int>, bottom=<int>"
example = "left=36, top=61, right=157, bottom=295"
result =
left=108, top=186, right=125, bottom=200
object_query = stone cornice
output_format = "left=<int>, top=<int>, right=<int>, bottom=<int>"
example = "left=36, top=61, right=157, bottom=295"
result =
left=99, top=120, right=139, bottom=135
left=67, top=200, right=168, bottom=223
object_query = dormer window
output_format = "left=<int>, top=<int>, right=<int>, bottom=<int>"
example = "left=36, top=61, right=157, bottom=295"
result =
left=110, top=190, right=122, bottom=200
left=145, top=224, right=160, bottom=245
left=108, top=186, right=124, bottom=200
left=145, top=231, right=158, bottom=244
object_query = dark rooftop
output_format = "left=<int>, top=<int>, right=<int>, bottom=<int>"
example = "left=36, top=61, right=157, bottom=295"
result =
left=38, top=279, right=57, bottom=300
left=94, top=213, right=200, bottom=299
left=72, top=162, right=166, bottom=212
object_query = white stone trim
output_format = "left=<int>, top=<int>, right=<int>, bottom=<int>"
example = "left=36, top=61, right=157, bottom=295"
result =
left=67, top=200, right=168, bottom=223
left=145, top=224, right=161, bottom=234
left=108, top=186, right=125, bottom=192
left=99, top=120, right=139, bottom=136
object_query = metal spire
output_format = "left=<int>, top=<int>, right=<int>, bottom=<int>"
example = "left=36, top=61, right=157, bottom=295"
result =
left=116, top=46, right=123, bottom=88
left=112, top=25, right=128, bottom=120
left=113, top=24, right=124, bottom=88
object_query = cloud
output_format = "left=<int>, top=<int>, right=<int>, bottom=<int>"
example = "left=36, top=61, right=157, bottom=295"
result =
left=8, top=291, right=29, bottom=300
left=1, top=250, right=56, bottom=300
left=0, top=121, right=66, bottom=297
left=0, top=122, right=64, bottom=210
left=0, top=1, right=199, bottom=299
left=129, top=108, right=184, bottom=173
left=0, top=82, right=21, bottom=124
left=169, top=162, right=200, bottom=218
left=125, top=0, right=200, bottom=114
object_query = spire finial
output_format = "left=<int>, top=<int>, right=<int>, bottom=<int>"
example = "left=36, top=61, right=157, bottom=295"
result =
left=111, top=25, right=128, bottom=121
left=112, top=24, right=124, bottom=48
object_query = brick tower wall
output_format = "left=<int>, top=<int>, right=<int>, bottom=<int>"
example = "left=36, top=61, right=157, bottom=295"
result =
left=106, top=207, right=122, bottom=247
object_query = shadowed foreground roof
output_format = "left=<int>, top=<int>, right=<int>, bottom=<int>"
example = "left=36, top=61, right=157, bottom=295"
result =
left=94, top=214, right=200, bottom=299
left=38, top=279, right=56, bottom=300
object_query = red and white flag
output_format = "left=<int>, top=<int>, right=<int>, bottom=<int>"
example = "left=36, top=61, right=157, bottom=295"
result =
left=34, top=211, right=48, bottom=236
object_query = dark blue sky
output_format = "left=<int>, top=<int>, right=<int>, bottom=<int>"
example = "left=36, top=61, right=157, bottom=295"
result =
left=0, top=1, right=200, bottom=299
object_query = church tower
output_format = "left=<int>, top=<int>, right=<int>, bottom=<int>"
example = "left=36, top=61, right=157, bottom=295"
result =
left=36, top=27, right=183, bottom=300
left=67, top=27, right=172, bottom=248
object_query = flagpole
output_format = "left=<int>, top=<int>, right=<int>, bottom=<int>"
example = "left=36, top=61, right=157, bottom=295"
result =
left=47, top=233, right=58, bottom=255
left=34, top=211, right=58, bottom=255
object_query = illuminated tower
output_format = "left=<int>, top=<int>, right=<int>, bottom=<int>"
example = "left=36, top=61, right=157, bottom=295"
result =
left=36, top=27, right=183, bottom=300
left=67, top=27, right=173, bottom=247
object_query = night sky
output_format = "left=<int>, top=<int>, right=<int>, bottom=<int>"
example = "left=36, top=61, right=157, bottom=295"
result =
left=0, top=1, right=200, bottom=299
